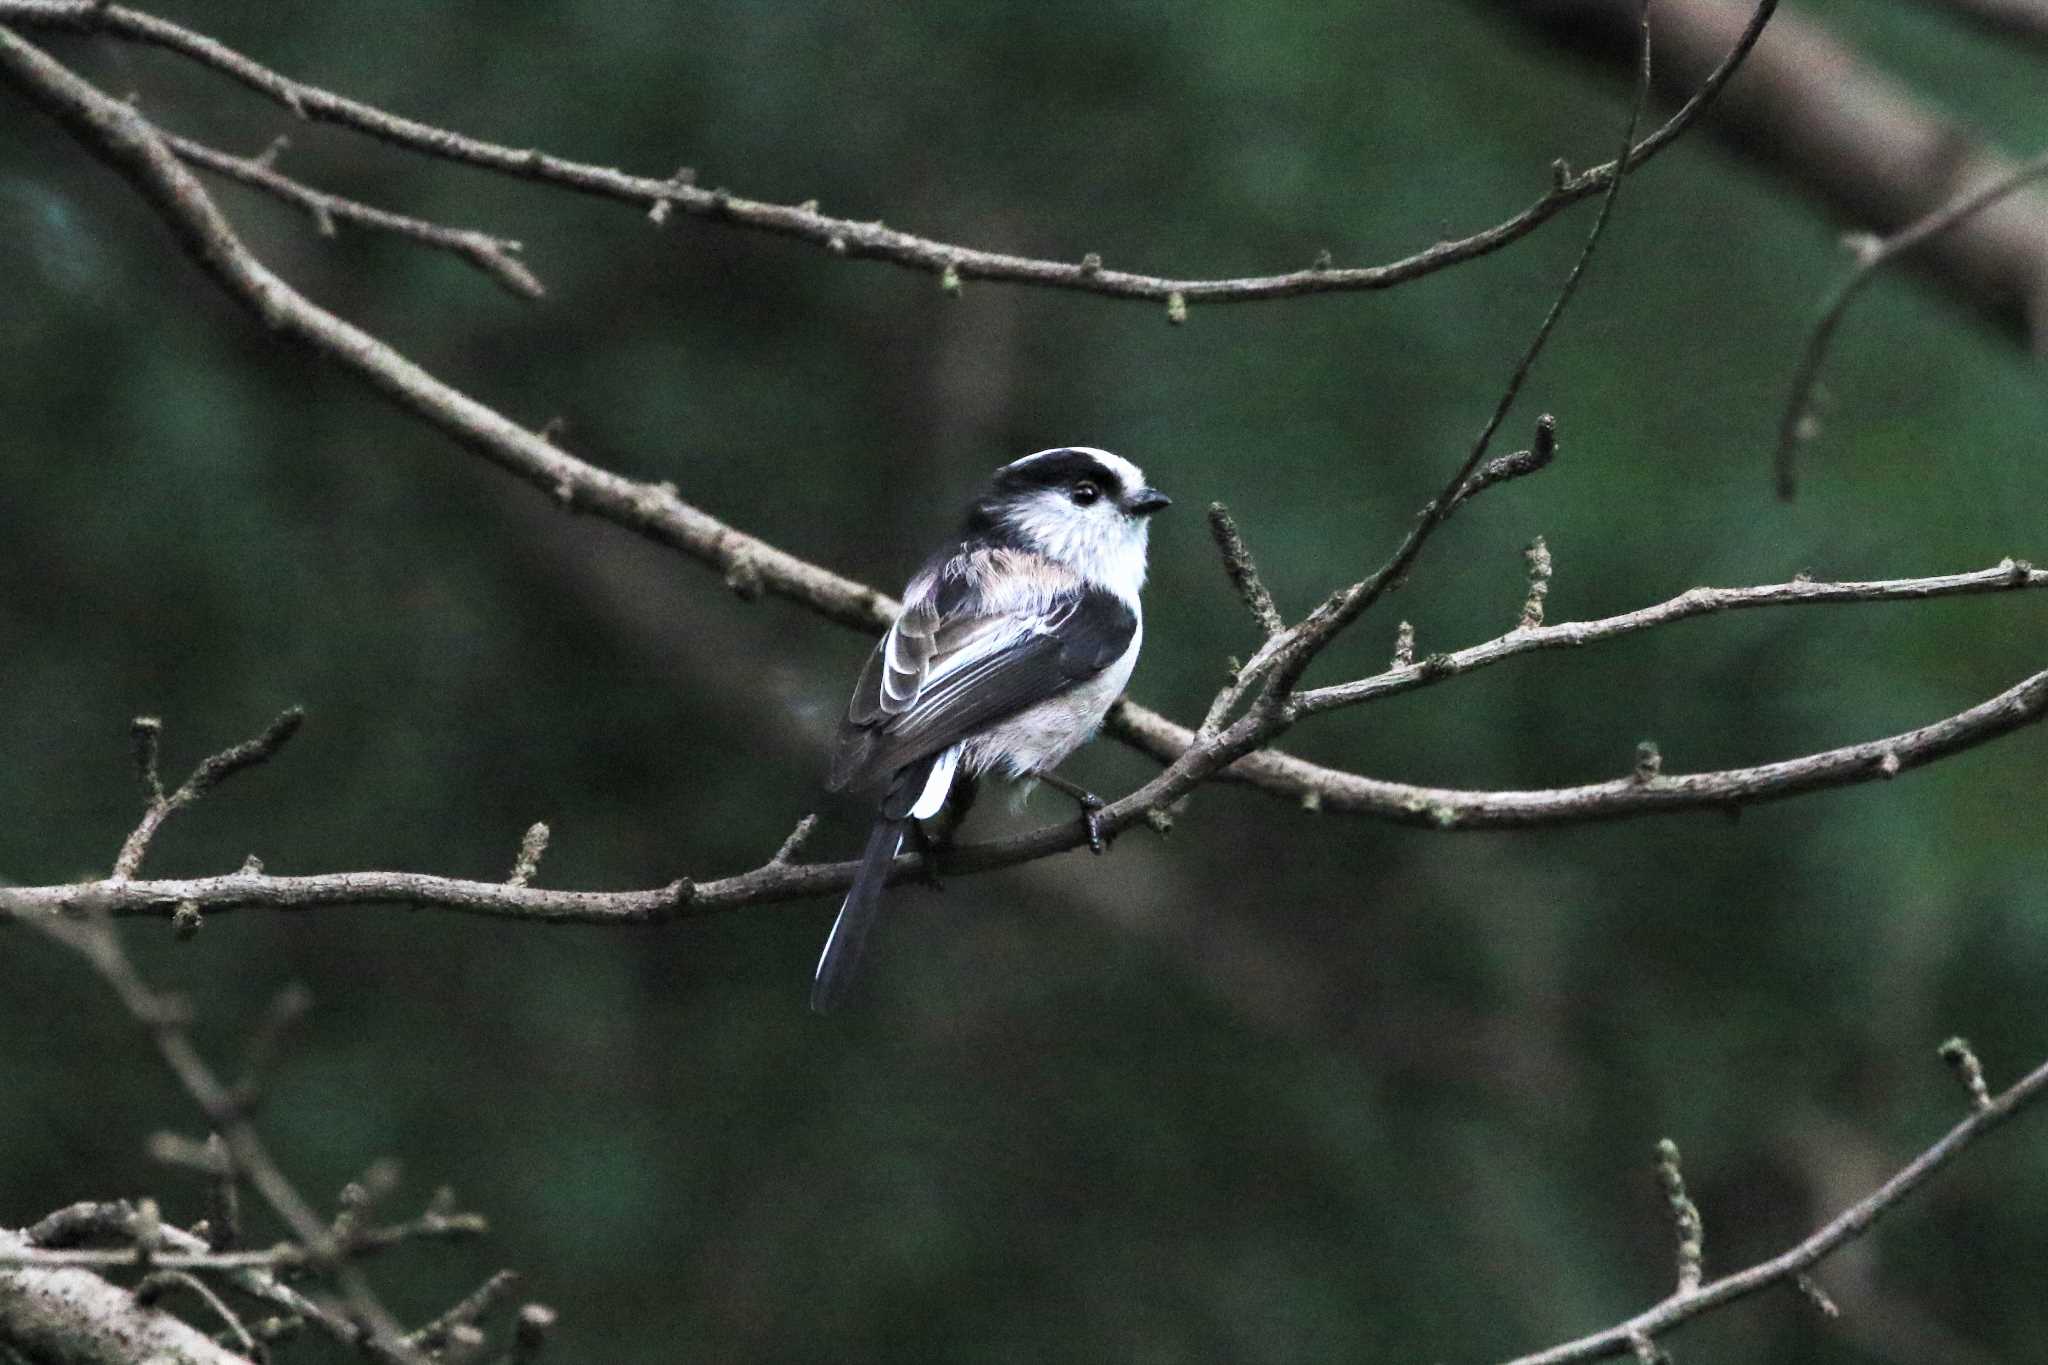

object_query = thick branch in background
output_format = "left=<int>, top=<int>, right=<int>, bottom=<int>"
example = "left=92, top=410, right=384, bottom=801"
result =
left=1909, top=0, right=2048, bottom=50
left=1510, top=0, right=2048, bottom=348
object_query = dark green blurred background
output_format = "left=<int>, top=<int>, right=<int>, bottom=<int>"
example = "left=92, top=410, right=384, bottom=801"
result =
left=5, top=2, right=2047, bottom=1360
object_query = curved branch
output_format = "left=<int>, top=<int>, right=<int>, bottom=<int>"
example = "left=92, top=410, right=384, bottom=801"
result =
left=0, top=0, right=1774, bottom=307
left=1775, top=147, right=2048, bottom=498
left=1501, top=1050, right=2048, bottom=1364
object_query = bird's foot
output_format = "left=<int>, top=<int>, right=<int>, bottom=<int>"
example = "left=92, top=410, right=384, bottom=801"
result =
left=1079, top=795, right=1107, bottom=856
left=1034, top=769, right=1111, bottom=855
left=906, top=820, right=946, bottom=891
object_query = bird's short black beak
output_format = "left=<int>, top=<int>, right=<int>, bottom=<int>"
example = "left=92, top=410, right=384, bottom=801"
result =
left=1123, top=487, right=1172, bottom=516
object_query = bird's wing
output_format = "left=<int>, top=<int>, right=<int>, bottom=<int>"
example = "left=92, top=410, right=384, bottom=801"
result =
left=826, top=581, right=1136, bottom=795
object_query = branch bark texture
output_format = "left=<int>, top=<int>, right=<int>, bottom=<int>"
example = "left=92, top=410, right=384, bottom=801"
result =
left=0, top=1228, right=248, bottom=1365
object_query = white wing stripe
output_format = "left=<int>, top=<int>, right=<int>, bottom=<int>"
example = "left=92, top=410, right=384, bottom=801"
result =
left=907, top=746, right=960, bottom=819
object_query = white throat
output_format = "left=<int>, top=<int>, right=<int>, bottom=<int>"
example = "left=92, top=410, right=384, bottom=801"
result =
left=1000, top=491, right=1150, bottom=605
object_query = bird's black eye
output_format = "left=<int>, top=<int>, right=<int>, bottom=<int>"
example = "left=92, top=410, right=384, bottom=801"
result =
left=1070, top=480, right=1102, bottom=506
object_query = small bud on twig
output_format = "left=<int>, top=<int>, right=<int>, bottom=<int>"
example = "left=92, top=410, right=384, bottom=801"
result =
left=1654, top=1138, right=1704, bottom=1295
left=1521, top=536, right=1552, bottom=629
left=507, top=823, right=550, bottom=888
left=1165, top=290, right=1188, bottom=325
left=131, top=715, right=165, bottom=799
left=1794, top=1273, right=1840, bottom=1319
left=1392, top=620, right=1416, bottom=669
left=771, top=814, right=819, bottom=865
left=514, top=1303, right=559, bottom=1359
left=1206, top=504, right=1284, bottom=636
left=1634, top=740, right=1662, bottom=783
left=171, top=900, right=203, bottom=940
left=1940, top=1036, right=1993, bottom=1111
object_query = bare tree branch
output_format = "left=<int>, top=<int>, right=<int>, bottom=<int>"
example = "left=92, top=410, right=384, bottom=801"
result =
left=167, top=132, right=545, bottom=300
left=1292, top=561, right=2048, bottom=717
left=0, top=0, right=1775, bottom=308
left=1508, top=0, right=2048, bottom=347
left=111, top=707, right=301, bottom=880
left=1775, top=148, right=2048, bottom=498
left=0, top=1227, right=248, bottom=1365
left=0, top=24, right=897, bottom=633
left=1114, top=667, right=2048, bottom=829
left=4, top=21, right=2044, bottom=931
left=1499, top=1048, right=2048, bottom=1364
left=1243, top=3, right=1648, bottom=701
left=33, top=910, right=422, bottom=1361
left=2, top=661, right=2042, bottom=930
left=4, top=9, right=2045, bottom=1358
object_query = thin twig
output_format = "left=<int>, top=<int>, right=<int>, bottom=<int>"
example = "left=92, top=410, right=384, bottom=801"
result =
left=1206, top=503, right=1284, bottom=636
left=770, top=814, right=820, bottom=865
left=110, top=708, right=302, bottom=880
left=506, top=822, right=550, bottom=888
left=1267, top=6, right=1652, bottom=697
left=0, top=0, right=1776, bottom=305
left=28, top=908, right=421, bottom=1363
left=1774, top=147, right=2048, bottom=499
left=1653, top=1139, right=1705, bottom=1295
left=167, top=132, right=544, bottom=299
left=133, top=1268, right=260, bottom=1357
left=405, top=1269, right=520, bottom=1352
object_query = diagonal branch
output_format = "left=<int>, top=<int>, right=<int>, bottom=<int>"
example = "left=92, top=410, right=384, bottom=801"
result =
left=1500, top=1048, right=2048, bottom=1364
left=167, top=132, right=544, bottom=300
left=0, top=0, right=1774, bottom=307
left=32, top=907, right=423, bottom=1363
left=0, top=25, right=897, bottom=633
left=1264, top=1, right=1651, bottom=700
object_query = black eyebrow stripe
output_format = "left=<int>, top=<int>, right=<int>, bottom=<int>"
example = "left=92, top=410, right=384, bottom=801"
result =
left=993, top=450, right=1125, bottom=495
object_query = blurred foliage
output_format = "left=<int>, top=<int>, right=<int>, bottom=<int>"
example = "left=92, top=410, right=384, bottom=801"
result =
left=4, top=1, right=2048, bottom=1361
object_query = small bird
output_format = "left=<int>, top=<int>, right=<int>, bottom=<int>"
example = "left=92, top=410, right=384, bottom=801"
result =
left=812, top=446, right=1171, bottom=1011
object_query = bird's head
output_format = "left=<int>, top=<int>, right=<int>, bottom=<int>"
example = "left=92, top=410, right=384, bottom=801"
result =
left=968, top=446, right=1170, bottom=598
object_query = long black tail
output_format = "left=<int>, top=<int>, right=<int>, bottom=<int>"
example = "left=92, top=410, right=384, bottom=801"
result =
left=810, top=815, right=906, bottom=1013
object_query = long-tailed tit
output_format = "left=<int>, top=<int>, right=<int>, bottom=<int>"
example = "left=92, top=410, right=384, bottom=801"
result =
left=812, top=446, right=1170, bottom=1011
